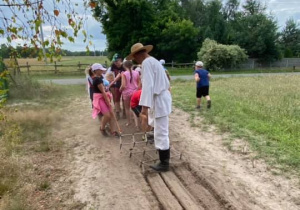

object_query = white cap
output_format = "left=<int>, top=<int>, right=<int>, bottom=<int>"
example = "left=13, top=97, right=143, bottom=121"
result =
left=159, top=59, right=165, bottom=65
left=195, top=61, right=203, bottom=67
left=91, top=63, right=106, bottom=71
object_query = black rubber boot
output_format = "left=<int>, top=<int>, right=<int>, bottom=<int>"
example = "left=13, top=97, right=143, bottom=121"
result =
left=150, top=149, right=170, bottom=172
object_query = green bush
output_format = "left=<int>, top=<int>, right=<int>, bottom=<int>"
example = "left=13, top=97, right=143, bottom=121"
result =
left=198, top=39, right=248, bottom=71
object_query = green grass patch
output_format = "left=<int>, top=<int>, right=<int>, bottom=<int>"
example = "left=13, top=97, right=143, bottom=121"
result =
left=171, top=75, right=300, bottom=171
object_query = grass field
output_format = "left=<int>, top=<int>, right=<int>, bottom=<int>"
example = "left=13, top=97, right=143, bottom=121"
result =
left=171, top=75, right=300, bottom=171
left=1, top=75, right=85, bottom=209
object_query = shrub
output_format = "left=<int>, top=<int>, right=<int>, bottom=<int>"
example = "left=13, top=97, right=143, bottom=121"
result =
left=198, top=39, right=248, bottom=71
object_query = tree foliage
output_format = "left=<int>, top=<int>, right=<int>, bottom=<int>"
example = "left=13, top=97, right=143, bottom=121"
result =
left=93, top=0, right=199, bottom=61
left=198, top=38, right=248, bottom=71
left=279, top=18, right=300, bottom=57
left=93, top=0, right=157, bottom=59
left=0, top=44, right=108, bottom=58
left=229, top=0, right=281, bottom=61
left=92, top=0, right=283, bottom=62
left=0, top=0, right=94, bottom=62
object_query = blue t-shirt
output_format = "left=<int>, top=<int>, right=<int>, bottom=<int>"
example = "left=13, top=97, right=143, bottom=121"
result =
left=195, top=69, right=209, bottom=88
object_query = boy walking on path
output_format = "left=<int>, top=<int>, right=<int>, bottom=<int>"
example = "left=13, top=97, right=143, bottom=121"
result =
left=126, top=43, right=172, bottom=172
left=194, top=61, right=211, bottom=109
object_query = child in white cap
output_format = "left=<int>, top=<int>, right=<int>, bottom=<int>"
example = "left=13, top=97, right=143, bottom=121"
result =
left=194, top=61, right=211, bottom=109
left=91, top=63, right=119, bottom=137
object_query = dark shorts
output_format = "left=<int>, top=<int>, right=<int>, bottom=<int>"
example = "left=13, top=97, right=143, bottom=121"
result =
left=196, top=86, right=209, bottom=98
left=131, top=105, right=142, bottom=117
left=89, top=87, right=94, bottom=101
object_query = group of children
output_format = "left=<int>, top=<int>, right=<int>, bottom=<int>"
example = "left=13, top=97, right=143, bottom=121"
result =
left=86, top=54, right=211, bottom=138
left=86, top=55, right=143, bottom=137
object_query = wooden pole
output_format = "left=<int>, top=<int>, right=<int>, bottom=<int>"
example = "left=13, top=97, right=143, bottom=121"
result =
left=78, top=61, right=81, bottom=71
left=54, top=61, right=57, bottom=74
left=26, top=62, right=30, bottom=75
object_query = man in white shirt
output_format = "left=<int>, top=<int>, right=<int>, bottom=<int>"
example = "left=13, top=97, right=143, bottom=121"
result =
left=126, top=43, right=172, bottom=172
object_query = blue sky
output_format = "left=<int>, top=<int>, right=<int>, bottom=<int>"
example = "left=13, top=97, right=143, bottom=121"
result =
left=1, top=0, right=300, bottom=52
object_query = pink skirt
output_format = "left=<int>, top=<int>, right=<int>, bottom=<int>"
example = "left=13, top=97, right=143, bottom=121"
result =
left=92, top=93, right=112, bottom=119
left=97, top=98, right=111, bottom=114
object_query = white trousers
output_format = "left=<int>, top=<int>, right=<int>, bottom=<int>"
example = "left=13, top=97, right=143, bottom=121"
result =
left=149, top=114, right=170, bottom=150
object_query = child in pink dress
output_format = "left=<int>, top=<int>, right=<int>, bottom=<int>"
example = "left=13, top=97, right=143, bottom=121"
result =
left=120, top=60, right=141, bottom=126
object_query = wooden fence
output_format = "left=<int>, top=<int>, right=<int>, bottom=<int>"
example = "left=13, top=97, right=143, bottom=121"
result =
left=7, top=58, right=300, bottom=75
left=8, top=60, right=109, bottom=75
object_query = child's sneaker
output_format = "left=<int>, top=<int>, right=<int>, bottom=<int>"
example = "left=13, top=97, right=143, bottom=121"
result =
left=196, top=105, right=201, bottom=109
left=207, top=100, right=211, bottom=109
left=111, top=131, right=121, bottom=138
left=100, top=127, right=109, bottom=137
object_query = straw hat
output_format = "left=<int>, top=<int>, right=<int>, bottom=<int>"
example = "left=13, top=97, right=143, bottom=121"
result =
left=126, top=43, right=153, bottom=60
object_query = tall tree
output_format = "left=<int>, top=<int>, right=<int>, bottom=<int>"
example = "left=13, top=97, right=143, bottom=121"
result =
left=158, top=19, right=199, bottom=62
left=232, top=0, right=280, bottom=61
left=279, top=18, right=300, bottom=57
left=223, top=0, right=240, bottom=21
left=93, top=0, right=198, bottom=61
left=94, top=0, right=157, bottom=58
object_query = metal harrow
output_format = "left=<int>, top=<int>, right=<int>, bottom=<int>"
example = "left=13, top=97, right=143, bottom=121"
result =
left=118, top=131, right=182, bottom=172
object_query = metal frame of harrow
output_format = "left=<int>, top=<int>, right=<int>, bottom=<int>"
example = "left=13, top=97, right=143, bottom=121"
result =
left=119, top=131, right=182, bottom=172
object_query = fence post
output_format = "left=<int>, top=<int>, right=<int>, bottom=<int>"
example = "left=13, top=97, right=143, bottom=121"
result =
left=105, top=60, right=108, bottom=67
left=171, top=61, right=174, bottom=69
left=78, top=61, right=81, bottom=71
left=54, top=61, right=57, bottom=74
left=26, top=62, right=30, bottom=75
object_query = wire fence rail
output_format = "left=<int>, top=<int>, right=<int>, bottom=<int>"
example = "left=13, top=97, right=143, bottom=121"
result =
left=165, top=58, right=300, bottom=71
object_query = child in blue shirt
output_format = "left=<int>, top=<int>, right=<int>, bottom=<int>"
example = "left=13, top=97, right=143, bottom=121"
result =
left=194, top=61, right=211, bottom=109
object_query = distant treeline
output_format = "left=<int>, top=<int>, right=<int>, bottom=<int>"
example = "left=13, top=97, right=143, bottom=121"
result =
left=0, top=44, right=108, bottom=58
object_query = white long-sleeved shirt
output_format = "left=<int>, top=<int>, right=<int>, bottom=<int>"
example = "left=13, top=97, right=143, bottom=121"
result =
left=139, top=56, right=172, bottom=118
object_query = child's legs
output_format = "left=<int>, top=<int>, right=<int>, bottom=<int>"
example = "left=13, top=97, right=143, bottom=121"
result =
left=109, top=111, right=117, bottom=132
left=101, top=112, right=111, bottom=130
left=196, top=87, right=202, bottom=106
left=204, top=86, right=210, bottom=101
left=197, top=97, right=201, bottom=106
left=110, top=87, right=120, bottom=112
left=123, top=98, right=131, bottom=124
left=132, top=109, right=139, bottom=127
left=114, top=88, right=122, bottom=113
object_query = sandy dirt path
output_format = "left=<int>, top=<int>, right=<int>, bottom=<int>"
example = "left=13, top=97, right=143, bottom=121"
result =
left=50, top=95, right=300, bottom=210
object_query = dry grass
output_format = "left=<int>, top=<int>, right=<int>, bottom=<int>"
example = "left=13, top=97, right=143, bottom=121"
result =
left=0, top=106, right=63, bottom=209
left=0, top=75, right=67, bottom=209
